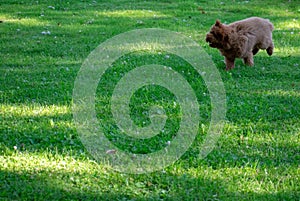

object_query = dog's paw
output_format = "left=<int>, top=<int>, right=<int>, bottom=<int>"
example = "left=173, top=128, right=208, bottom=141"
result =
left=267, top=46, right=273, bottom=56
left=243, top=57, right=254, bottom=66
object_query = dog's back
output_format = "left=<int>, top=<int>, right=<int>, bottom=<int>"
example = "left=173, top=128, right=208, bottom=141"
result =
left=230, top=17, right=273, bottom=35
left=229, top=17, right=274, bottom=51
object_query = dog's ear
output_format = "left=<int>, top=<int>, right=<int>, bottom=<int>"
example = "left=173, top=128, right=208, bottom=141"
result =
left=215, top=20, right=221, bottom=26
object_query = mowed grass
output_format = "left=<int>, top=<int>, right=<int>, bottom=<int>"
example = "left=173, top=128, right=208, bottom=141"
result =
left=0, top=0, right=299, bottom=200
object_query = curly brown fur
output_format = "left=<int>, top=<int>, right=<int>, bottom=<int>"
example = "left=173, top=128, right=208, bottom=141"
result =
left=206, top=17, right=274, bottom=70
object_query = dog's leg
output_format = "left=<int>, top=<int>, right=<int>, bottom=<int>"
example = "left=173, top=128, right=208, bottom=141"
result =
left=243, top=54, right=254, bottom=66
left=267, top=44, right=274, bottom=56
left=225, top=57, right=235, bottom=70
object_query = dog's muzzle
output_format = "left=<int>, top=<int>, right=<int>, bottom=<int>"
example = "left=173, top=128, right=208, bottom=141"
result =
left=206, top=35, right=217, bottom=48
left=205, top=34, right=211, bottom=43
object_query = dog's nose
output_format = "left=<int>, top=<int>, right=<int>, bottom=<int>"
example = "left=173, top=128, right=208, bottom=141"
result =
left=205, top=35, right=211, bottom=42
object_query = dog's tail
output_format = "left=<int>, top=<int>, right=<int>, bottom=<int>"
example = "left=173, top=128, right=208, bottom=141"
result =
left=267, top=19, right=274, bottom=31
left=269, top=23, right=274, bottom=31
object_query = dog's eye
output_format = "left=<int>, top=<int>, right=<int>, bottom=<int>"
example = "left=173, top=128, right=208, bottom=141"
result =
left=211, top=31, right=218, bottom=37
left=212, top=31, right=222, bottom=39
left=217, top=33, right=223, bottom=39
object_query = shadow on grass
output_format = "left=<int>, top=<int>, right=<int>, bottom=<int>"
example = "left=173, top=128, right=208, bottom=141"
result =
left=1, top=168, right=298, bottom=200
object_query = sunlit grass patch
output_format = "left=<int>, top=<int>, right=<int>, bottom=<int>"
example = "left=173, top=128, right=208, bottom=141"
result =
left=0, top=104, right=70, bottom=118
left=0, top=16, right=49, bottom=26
left=96, top=9, right=169, bottom=18
left=276, top=19, right=300, bottom=30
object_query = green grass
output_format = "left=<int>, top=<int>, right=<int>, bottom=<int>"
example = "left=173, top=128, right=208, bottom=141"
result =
left=1, top=0, right=300, bottom=200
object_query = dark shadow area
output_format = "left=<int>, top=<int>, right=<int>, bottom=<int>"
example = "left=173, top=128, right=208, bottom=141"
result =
left=1, top=168, right=299, bottom=200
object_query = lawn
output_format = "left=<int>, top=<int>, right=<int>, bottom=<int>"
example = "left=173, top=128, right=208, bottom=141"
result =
left=0, top=0, right=299, bottom=200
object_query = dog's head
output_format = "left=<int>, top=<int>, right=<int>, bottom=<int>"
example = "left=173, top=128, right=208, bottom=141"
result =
left=206, top=20, right=229, bottom=49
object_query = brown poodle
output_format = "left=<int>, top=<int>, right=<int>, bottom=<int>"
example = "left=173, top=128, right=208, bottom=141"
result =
left=206, top=17, right=274, bottom=70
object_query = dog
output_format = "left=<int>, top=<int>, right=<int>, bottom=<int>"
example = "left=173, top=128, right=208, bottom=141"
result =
left=206, top=17, right=274, bottom=70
